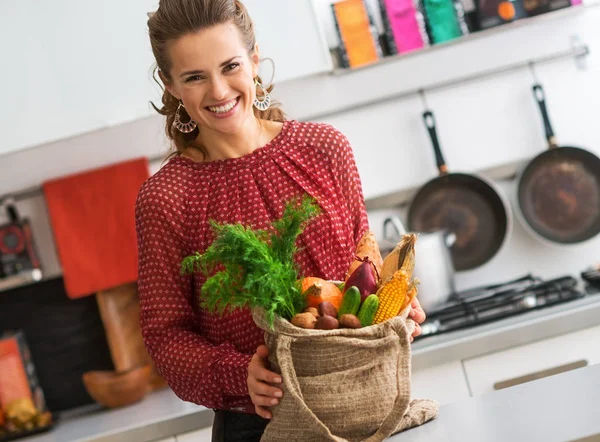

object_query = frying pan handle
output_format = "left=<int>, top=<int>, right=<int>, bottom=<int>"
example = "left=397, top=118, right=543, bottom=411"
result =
left=423, top=110, right=448, bottom=175
left=532, top=84, right=558, bottom=148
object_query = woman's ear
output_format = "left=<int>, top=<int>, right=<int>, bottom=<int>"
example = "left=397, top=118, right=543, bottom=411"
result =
left=250, top=44, right=260, bottom=78
left=159, top=69, right=180, bottom=100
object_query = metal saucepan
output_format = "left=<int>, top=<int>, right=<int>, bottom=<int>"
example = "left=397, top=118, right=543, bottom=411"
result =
left=516, top=84, right=600, bottom=245
left=406, top=110, right=512, bottom=271
left=382, top=216, right=457, bottom=312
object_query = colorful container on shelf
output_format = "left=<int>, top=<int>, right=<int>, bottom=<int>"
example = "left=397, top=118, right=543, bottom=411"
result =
left=379, top=0, right=430, bottom=54
left=331, top=0, right=383, bottom=68
left=0, top=331, right=54, bottom=439
left=522, top=0, right=573, bottom=16
left=422, top=0, right=470, bottom=43
left=476, top=0, right=527, bottom=29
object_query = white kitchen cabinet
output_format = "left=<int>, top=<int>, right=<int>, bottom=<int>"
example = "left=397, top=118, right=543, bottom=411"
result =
left=411, top=361, right=471, bottom=405
left=244, top=0, right=332, bottom=84
left=463, top=325, right=600, bottom=396
left=176, top=427, right=213, bottom=442
left=1, top=0, right=330, bottom=157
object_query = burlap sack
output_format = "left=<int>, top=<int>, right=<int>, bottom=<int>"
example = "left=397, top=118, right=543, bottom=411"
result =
left=252, top=308, right=438, bottom=442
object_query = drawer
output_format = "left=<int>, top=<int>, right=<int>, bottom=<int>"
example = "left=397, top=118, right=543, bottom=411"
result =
left=411, top=361, right=470, bottom=405
left=463, top=325, right=600, bottom=396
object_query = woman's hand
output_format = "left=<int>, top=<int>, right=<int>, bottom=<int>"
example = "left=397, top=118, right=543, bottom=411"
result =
left=247, top=344, right=283, bottom=419
left=408, top=297, right=426, bottom=342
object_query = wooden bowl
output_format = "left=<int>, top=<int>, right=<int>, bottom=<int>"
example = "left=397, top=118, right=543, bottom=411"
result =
left=82, top=364, right=151, bottom=408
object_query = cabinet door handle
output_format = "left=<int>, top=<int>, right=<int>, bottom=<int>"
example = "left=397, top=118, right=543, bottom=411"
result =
left=493, top=360, right=588, bottom=391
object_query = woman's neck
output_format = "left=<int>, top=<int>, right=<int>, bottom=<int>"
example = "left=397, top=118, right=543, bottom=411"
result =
left=199, top=116, right=264, bottom=162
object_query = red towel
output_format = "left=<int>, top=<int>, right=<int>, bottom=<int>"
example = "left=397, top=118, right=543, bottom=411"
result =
left=43, top=158, right=150, bottom=299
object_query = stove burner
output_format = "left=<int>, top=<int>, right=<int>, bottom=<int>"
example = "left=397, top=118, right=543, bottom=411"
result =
left=415, top=274, right=587, bottom=340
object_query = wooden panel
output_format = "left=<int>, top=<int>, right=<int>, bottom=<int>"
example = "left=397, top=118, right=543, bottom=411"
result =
left=96, top=283, right=167, bottom=391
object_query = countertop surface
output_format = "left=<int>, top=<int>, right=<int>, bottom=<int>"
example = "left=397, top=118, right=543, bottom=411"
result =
left=22, top=389, right=213, bottom=442
left=20, top=290, right=600, bottom=442
left=389, top=362, right=600, bottom=442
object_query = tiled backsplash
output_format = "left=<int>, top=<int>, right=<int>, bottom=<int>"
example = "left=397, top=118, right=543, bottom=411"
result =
left=0, top=277, right=113, bottom=412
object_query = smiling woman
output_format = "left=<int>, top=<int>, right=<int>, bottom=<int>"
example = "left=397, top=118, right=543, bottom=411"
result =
left=137, top=1, right=426, bottom=441
left=148, top=0, right=285, bottom=162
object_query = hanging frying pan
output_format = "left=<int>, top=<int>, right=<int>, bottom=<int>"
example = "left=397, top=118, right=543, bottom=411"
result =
left=516, top=84, right=600, bottom=245
left=407, top=110, right=512, bottom=271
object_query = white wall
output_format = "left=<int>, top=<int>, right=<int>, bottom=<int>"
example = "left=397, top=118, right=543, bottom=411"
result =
left=1, top=5, right=599, bottom=290
left=0, top=0, right=330, bottom=157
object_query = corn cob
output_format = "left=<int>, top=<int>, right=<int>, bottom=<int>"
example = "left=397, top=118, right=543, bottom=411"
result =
left=373, top=269, right=412, bottom=324
left=380, top=234, right=417, bottom=284
left=398, top=279, right=419, bottom=318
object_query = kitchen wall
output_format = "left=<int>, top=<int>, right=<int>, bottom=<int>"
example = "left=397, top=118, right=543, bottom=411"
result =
left=1, top=5, right=599, bottom=291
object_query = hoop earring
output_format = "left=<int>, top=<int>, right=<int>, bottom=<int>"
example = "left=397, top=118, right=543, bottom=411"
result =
left=253, top=78, right=271, bottom=111
left=173, top=101, right=197, bottom=133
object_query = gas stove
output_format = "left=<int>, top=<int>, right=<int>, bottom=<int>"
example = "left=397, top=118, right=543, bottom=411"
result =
left=416, top=274, right=593, bottom=340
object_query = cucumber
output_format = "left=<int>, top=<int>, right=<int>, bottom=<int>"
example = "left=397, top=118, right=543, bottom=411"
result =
left=357, top=294, right=379, bottom=327
left=337, top=286, right=361, bottom=317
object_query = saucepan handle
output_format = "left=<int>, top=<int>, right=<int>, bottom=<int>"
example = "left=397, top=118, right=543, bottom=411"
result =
left=532, top=84, right=558, bottom=148
left=422, top=110, right=448, bottom=175
left=383, top=217, right=407, bottom=242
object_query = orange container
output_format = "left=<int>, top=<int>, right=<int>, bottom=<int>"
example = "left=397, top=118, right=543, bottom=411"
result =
left=0, top=332, right=47, bottom=418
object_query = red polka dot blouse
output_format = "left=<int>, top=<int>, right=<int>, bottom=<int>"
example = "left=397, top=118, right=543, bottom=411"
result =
left=135, top=120, right=369, bottom=413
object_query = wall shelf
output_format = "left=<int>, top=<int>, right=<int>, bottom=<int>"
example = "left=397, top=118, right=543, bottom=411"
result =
left=273, top=1, right=598, bottom=125
left=0, top=269, right=44, bottom=294
left=329, top=3, right=595, bottom=77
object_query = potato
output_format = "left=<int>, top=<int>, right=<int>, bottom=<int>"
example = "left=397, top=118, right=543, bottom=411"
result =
left=318, top=301, right=338, bottom=318
left=315, top=315, right=339, bottom=330
left=302, top=307, right=319, bottom=318
left=291, top=312, right=317, bottom=329
left=339, top=314, right=362, bottom=329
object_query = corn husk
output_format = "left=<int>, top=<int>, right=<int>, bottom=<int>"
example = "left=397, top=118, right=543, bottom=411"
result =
left=380, top=233, right=417, bottom=284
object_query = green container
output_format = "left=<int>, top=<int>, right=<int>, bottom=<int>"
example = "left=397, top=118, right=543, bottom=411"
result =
left=423, top=0, right=465, bottom=43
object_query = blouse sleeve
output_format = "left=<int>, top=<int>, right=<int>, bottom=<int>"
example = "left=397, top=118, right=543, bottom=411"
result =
left=329, top=128, right=370, bottom=244
left=135, top=184, right=252, bottom=408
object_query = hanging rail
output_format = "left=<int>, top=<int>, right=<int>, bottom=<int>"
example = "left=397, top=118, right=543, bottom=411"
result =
left=303, top=42, right=589, bottom=122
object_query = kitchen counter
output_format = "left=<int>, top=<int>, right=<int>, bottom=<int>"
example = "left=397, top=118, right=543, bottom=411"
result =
left=22, top=389, right=213, bottom=442
left=390, top=362, right=600, bottom=442
left=21, top=291, right=600, bottom=442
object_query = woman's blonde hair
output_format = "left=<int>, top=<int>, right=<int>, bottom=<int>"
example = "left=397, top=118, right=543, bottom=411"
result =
left=148, top=0, right=285, bottom=159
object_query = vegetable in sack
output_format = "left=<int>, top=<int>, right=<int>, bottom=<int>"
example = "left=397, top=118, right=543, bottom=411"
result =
left=380, top=234, right=416, bottom=284
left=315, top=315, right=339, bottom=330
left=303, top=307, right=319, bottom=318
left=346, top=231, right=383, bottom=280
left=291, top=312, right=318, bottom=329
left=339, top=314, right=362, bottom=329
left=344, top=258, right=379, bottom=302
left=357, top=294, right=379, bottom=327
left=374, top=270, right=417, bottom=324
left=318, top=301, right=338, bottom=318
left=303, top=279, right=344, bottom=310
left=337, top=286, right=361, bottom=317
left=180, top=195, right=320, bottom=329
